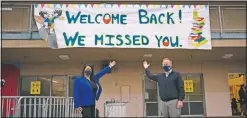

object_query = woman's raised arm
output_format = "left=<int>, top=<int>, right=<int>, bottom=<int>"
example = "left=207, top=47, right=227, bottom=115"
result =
left=94, top=61, right=116, bottom=80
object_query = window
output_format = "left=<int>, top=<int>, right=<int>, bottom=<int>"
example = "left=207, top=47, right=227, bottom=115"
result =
left=20, top=76, right=37, bottom=96
left=20, top=76, right=51, bottom=96
left=2, top=5, right=30, bottom=32
left=51, top=76, right=68, bottom=97
left=144, top=77, right=158, bottom=102
left=209, top=7, right=220, bottom=32
left=20, top=75, right=69, bottom=97
left=221, top=6, right=246, bottom=32
left=37, top=76, right=52, bottom=96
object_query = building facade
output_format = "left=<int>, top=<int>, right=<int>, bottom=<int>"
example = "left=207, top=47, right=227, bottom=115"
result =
left=1, top=1, right=246, bottom=117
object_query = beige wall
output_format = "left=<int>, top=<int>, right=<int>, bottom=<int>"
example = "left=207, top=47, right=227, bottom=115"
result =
left=20, top=60, right=246, bottom=116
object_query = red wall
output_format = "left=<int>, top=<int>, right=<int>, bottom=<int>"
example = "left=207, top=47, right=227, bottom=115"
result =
left=2, top=64, right=20, bottom=96
left=2, top=64, right=20, bottom=117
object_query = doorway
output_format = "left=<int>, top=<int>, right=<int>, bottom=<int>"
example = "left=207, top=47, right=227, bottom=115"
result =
left=228, top=73, right=246, bottom=116
left=2, top=64, right=20, bottom=96
left=143, top=73, right=205, bottom=117
left=1, top=64, right=20, bottom=117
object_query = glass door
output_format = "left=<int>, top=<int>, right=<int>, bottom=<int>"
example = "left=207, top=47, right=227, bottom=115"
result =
left=143, top=73, right=205, bottom=117
left=181, top=74, right=205, bottom=116
left=49, top=75, right=69, bottom=117
left=20, top=76, right=52, bottom=96
left=51, top=75, right=69, bottom=97
left=143, top=74, right=159, bottom=117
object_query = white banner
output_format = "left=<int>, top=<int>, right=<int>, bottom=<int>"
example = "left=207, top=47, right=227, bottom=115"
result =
left=34, top=4, right=211, bottom=50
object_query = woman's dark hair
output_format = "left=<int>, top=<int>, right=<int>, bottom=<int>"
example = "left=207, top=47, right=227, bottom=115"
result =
left=82, top=64, right=95, bottom=81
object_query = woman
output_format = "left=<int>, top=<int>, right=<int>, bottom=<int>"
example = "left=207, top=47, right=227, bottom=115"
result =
left=238, top=84, right=246, bottom=117
left=73, top=61, right=116, bottom=117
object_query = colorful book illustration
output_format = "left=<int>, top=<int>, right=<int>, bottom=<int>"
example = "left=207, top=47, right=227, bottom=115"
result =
left=189, top=10, right=208, bottom=48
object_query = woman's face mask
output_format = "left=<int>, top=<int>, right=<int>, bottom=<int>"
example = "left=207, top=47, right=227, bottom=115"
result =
left=84, top=70, right=92, bottom=76
left=84, top=66, right=92, bottom=76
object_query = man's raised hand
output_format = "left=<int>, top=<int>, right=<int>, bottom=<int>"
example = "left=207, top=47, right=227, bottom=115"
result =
left=143, top=61, right=150, bottom=69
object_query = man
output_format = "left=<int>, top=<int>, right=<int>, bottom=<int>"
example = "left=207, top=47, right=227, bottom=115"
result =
left=143, top=58, right=185, bottom=117
left=245, top=86, right=247, bottom=117
left=238, top=84, right=246, bottom=117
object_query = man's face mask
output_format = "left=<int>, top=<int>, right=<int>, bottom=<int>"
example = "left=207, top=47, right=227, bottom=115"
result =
left=163, top=65, right=171, bottom=72
left=84, top=70, right=92, bottom=76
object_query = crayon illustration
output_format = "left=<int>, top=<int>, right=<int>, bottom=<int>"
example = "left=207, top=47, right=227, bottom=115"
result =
left=188, top=10, right=208, bottom=48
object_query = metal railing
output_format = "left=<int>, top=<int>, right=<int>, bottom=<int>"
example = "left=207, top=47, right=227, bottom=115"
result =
left=1, top=96, right=82, bottom=117
left=1, top=96, right=139, bottom=117
left=101, top=97, right=138, bottom=117
left=1, top=3, right=246, bottom=39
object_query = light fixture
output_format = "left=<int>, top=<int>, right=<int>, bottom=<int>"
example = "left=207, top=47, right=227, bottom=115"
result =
left=221, top=54, right=233, bottom=59
left=52, top=80, right=59, bottom=83
left=143, top=54, right=152, bottom=58
left=59, top=55, right=70, bottom=60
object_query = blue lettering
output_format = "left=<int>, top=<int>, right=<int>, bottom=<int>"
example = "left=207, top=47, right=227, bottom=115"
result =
left=150, top=14, right=158, bottom=24
left=155, top=35, right=163, bottom=47
left=120, top=15, right=127, bottom=25
left=125, top=35, right=131, bottom=45
left=142, top=36, right=149, bottom=45
left=78, top=35, right=85, bottom=46
left=95, top=14, right=102, bottom=24
left=67, top=13, right=127, bottom=24
left=155, top=35, right=180, bottom=47
left=105, top=35, right=115, bottom=46
left=133, top=35, right=141, bottom=45
left=116, top=35, right=124, bottom=46
left=87, top=15, right=95, bottom=24
left=170, top=36, right=179, bottom=47
left=94, top=34, right=149, bottom=46
left=80, top=15, right=87, bottom=24
left=95, top=35, right=104, bottom=45
left=158, top=13, right=165, bottom=24
left=139, top=11, right=177, bottom=24
left=138, top=9, right=149, bottom=24
left=66, top=11, right=81, bottom=24
left=110, top=14, right=127, bottom=24
left=63, top=32, right=85, bottom=47
left=112, top=14, right=120, bottom=24
left=167, top=12, right=175, bottom=24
